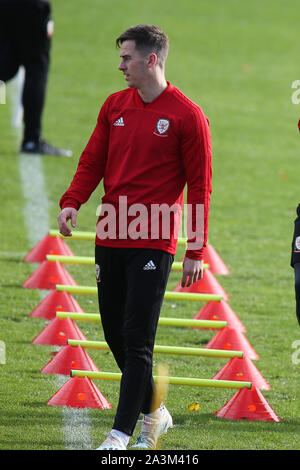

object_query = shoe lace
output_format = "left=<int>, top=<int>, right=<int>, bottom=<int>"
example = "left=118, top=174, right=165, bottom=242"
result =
left=102, top=432, right=124, bottom=449
left=138, top=415, right=160, bottom=447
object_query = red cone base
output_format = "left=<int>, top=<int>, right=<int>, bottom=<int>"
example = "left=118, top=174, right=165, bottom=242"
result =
left=22, top=260, right=77, bottom=290
left=29, top=290, right=84, bottom=320
left=32, top=317, right=87, bottom=346
left=215, top=385, right=280, bottom=422
left=193, top=300, right=246, bottom=332
left=203, top=244, right=230, bottom=275
left=47, top=376, right=111, bottom=409
left=205, top=327, right=259, bottom=360
left=24, top=234, right=74, bottom=263
left=41, top=345, right=100, bottom=375
left=212, top=356, right=270, bottom=390
left=173, top=269, right=229, bottom=300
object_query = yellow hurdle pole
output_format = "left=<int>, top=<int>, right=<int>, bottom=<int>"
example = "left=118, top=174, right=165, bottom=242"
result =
left=46, top=254, right=209, bottom=272
left=70, top=369, right=251, bottom=389
left=55, top=284, right=223, bottom=302
left=56, top=311, right=227, bottom=329
left=67, top=339, right=243, bottom=359
left=47, top=254, right=95, bottom=265
left=49, top=229, right=188, bottom=246
left=49, top=229, right=96, bottom=241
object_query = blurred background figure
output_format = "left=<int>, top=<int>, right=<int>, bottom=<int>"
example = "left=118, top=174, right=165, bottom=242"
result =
left=291, top=203, right=300, bottom=326
left=0, top=0, right=72, bottom=156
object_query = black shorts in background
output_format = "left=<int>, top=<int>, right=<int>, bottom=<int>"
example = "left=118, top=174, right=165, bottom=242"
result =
left=0, top=1, right=51, bottom=77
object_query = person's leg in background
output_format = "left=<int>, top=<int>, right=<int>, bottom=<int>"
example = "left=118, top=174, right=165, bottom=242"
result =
left=294, top=263, right=300, bottom=326
left=0, top=1, right=72, bottom=156
left=19, top=2, right=72, bottom=156
left=21, top=3, right=51, bottom=147
left=291, top=204, right=300, bottom=327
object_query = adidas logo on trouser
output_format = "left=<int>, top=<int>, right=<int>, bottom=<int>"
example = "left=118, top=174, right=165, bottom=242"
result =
left=143, top=260, right=156, bottom=270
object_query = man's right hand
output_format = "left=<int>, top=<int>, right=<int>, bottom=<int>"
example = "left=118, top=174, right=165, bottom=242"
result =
left=57, top=207, right=78, bottom=237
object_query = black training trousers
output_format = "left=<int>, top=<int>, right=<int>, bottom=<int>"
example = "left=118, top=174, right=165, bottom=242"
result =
left=0, top=1, right=51, bottom=143
left=95, top=246, right=174, bottom=436
left=290, top=204, right=300, bottom=326
left=294, top=263, right=300, bottom=326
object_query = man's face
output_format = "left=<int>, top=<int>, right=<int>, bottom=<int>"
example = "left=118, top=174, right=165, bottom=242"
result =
left=118, top=40, right=148, bottom=89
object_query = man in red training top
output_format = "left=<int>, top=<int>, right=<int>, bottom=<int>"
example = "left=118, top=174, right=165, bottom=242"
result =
left=57, top=24, right=212, bottom=450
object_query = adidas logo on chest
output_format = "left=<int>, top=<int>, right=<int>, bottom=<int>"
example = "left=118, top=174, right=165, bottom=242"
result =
left=113, top=116, right=125, bottom=126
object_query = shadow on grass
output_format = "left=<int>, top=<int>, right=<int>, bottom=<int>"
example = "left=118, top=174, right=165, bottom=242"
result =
left=1, top=283, right=31, bottom=289
left=173, top=411, right=300, bottom=431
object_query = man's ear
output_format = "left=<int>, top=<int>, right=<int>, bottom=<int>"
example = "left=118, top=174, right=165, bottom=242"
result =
left=147, top=52, right=158, bottom=69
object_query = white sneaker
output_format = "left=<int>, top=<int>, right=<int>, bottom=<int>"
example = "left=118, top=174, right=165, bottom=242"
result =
left=95, top=431, right=127, bottom=450
left=131, top=405, right=173, bottom=449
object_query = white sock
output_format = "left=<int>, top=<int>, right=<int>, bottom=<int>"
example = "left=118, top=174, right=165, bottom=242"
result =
left=144, top=402, right=165, bottom=419
left=111, top=429, right=130, bottom=447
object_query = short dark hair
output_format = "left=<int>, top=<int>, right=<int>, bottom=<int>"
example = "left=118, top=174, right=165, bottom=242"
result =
left=116, top=24, right=169, bottom=63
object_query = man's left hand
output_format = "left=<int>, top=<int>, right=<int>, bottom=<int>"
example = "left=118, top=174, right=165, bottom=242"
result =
left=181, top=257, right=203, bottom=287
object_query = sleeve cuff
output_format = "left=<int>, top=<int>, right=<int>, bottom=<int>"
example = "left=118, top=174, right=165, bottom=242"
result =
left=185, top=249, right=204, bottom=261
left=60, top=198, right=81, bottom=211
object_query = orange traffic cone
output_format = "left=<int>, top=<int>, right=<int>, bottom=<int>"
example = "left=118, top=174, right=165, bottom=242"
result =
left=32, top=317, right=87, bottom=346
left=215, top=385, right=280, bottom=422
left=24, top=234, right=74, bottom=263
left=41, top=345, right=100, bottom=376
left=193, top=300, right=246, bottom=332
left=203, top=244, right=230, bottom=275
left=47, top=376, right=111, bottom=409
left=22, top=260, right=77, bottom=290
left=29, top=290, right=84, bottom=320
left=212, top=356, right=270, bottom=390
left=173, top=269, right=229, bottom=300
left=205, top=327, right=259, bottom=360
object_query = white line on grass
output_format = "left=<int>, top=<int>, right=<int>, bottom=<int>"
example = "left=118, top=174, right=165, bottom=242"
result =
left=0, top=250, right=27, bottom=257
left=8, top=68, right=93, bottom=450
left=11, top=65, right=24, bottom=128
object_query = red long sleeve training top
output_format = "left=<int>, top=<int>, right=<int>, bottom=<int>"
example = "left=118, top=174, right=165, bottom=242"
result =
left=60, top=82, right=212, bottom=260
